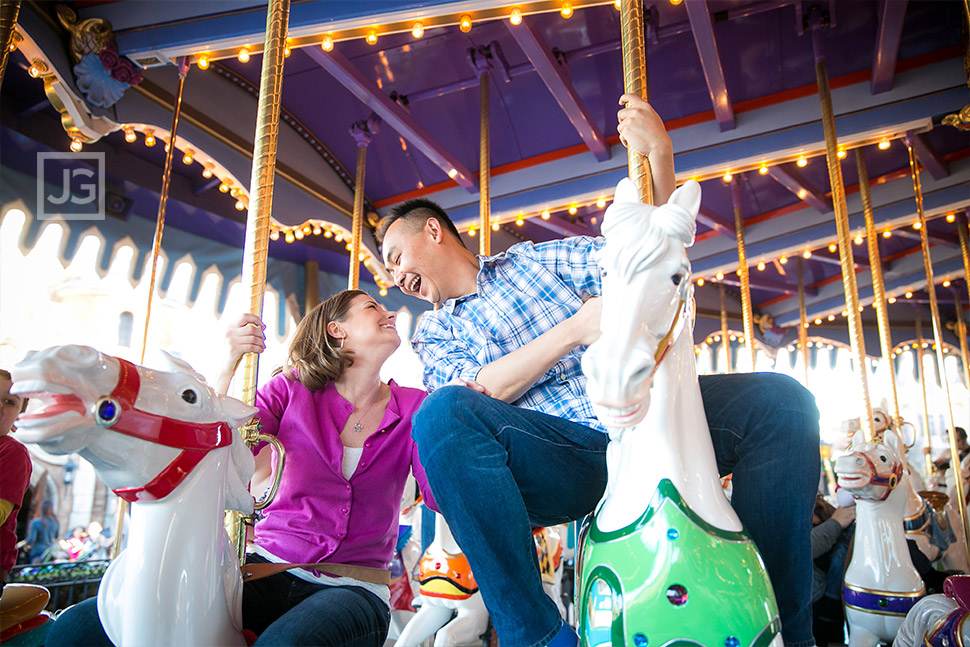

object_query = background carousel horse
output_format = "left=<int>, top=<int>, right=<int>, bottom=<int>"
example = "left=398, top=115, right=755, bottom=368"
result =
left=835, top=427, right=926, bottom=646
left=577, top=179, right=781, bottom=646
left=395, top=509, right=489, bottom=647
left=533, top=525, right=565, bottom=618
left=12, top=345, right=256, bottom=647
left=896, top=574, right=970, bottom=647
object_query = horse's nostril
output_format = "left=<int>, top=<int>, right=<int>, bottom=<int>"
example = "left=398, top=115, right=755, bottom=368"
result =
left=855, top=457, right=864, bottom=466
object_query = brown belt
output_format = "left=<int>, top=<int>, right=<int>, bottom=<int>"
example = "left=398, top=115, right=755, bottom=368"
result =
left=241, top=561, right=391, bottom=585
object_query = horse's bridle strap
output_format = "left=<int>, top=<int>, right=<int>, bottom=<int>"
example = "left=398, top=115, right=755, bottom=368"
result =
left=105, top=357, right=233, bottom=503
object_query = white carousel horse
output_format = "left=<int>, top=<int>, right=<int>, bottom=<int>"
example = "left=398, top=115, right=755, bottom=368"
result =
left=577, top=179, right=781, bottom=645
left=12, top=345, right=256, bottom=647
left=835, top=427, right=925, bottom=646
left=395, top=510, right=489, bottom=647
left=896, top=575, right=970, bottom=647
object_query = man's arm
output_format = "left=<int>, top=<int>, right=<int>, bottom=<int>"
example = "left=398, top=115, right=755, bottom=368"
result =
left=617, top=93, right=675, bottom=204
left=475, top=297, right=601, bottom=403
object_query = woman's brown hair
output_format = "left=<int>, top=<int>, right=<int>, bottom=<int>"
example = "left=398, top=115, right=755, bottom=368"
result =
left=277, top=289, right=368, bottom=391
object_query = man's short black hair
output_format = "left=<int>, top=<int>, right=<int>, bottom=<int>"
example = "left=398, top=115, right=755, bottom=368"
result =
left=376, top=198, right=463, bottom=248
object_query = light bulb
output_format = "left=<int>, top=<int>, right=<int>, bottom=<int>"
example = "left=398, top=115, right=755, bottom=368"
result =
left=943, top=280, right=951, bottom=287
left=235, top=200, right=245, bottom=211
left=491, top=222, right=500, bottom=231
left=779, top=256, right=788, bottom=264
left=412, top=22, right=424, bottom=38
left=837, top=148, right=846, bottom=159
left=912, top=221, right=921, bottom=230
left=144, top=130, right=156, bottom=147
left=366, top=30, right=378, bottom=45
left=448, top=168, right=459, bottom=179
left=468, top=228, right=476, bottom=237
left=596, top=197, right=606, bottom=208
left=238, top=48, right=250, bottom=63
left=295, top=229, right=305, bottom=240
left=888, top=296, right=896, bottom=304
left=516, top=218, right=524, bottom=226
left=878, top=139, right=891, bottom=150
left=854, top=235, right=863, bottom=245
left=757, top=261, right=765, bottom=271
left=124, top=127, right=137, bottom=143
left=69, top=138, right=83, bottom=152
left=510, top=8, right=523, bottom=25
left=882, top=230, right=891, bottom=238
left=219, top=182, right=230, bottom=193
left=182, top=150, right=194, bottom=165
left=541, top=210, right=550, bottom=220
left=715, top=272, right=724, bottom=281
left=568, top=204, right=578, bottom=215
left=946, top=213, right=956, bottom=223
left=459, top=15, right=472, bottom=32
left=758, top=164, right=768, bottom=175
left=796, top=157, right=807, bottom=167
left=697, top=278, right=705, bottom=286
left=197, top=56, right=209, bottom=70
left=560, top=2, right=573, bottom=18
left=380, top=287, right=388, bottom=296
left=802, top=249, right=812, bottom=259
left=28, top=60, right=47, bottom=78
left=202, top=164, right=214, bottom=178
left=285, top=231, right=295, bottom=243
left=722, top=171, right=733, bottom=182
left=322, top=35, right=334, bottom=51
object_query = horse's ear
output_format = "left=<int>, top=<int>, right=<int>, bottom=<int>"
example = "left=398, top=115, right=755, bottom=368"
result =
left=666, top=180, right=702, bottom=217
left=884, top=427, right=903, bottom=455
left=613, top=178, right=640, bottom=204
left=219, top=395, right=259, bottom=427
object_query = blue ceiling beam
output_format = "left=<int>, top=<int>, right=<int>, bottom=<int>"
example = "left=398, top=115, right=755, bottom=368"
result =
left=766, top=165, right=832, bottom=213
left=303, top=46, right=478, bottom=192
left=507, top=18, right=610, bottom=161
left=685, top=0, right=736, bottom=132
left=906, top=130, right=949, bottom=180
left=870, top=0, right=908, bottom=94
left=698, top=205, right=736, bottom=238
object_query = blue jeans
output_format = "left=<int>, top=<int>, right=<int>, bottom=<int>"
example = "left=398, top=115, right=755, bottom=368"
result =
left=44, top=556, right=389, bottom=646
left=413, top=372, right=819, bottom=647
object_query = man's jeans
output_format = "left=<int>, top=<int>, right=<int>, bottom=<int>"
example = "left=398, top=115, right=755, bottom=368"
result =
left=413, top=372, right=820, bottom=647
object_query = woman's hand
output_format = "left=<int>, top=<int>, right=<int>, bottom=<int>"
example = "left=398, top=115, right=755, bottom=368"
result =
left=445, top=377, right=492, bottom=397
left=214, top=313, right=266, bottom=394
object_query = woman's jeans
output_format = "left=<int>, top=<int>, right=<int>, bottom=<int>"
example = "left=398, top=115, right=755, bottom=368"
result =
left=413, top=372, right=820, bottom=647
left=44, top=555, right=389, bottom=646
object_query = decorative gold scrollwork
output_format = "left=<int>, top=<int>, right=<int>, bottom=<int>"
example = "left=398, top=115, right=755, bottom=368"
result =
left=55, top=5, right=113, bottom=63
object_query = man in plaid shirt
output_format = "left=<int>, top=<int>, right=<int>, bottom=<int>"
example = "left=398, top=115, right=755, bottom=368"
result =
left=380, top=95, right=819, bottom=647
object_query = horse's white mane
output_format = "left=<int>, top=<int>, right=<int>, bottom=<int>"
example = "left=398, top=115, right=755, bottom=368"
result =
left=600, top=179, right=699, bottom=281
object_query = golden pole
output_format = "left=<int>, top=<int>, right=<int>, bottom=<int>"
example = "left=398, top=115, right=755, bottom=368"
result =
left=797, top=257, right=810, bottom=386
left=620, top=0, right=653, bottom=205
left=907, top=139, right=970, bottom=553
left=731, top=178, right=757, bottom=371
left=120, top=59, right=189, bottom=559
left=348, top=147, right=366, bottom=289
left=140, top=63, right=188, bottom=364
left=719, top=283, right=731, bottom=375
left=234, top=0, right=290, bottom=563
left=813, top=30, right=874, bottom=442
left=479, top=70, right=491, bottom=256
left=0, top=1, right=20, bottom=91
left=955, top=291, right=970, bottom=390
left=857, top=149, right=902, bottom=428
left=959, top=214, right=970, bottom=307
left=914, top=311, right=934, bottom=478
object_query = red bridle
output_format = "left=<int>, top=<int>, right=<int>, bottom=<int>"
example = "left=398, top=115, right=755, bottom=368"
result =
left=853, top=452, right=903, bottom=502
left=97, top=357, right=233, bottom=503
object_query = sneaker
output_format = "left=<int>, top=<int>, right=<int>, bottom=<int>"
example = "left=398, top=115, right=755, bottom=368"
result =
left=546, top=621, right=578, bottom=647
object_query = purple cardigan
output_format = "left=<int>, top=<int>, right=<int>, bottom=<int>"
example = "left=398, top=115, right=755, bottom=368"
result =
left=252, top=374, right=437, bottom=571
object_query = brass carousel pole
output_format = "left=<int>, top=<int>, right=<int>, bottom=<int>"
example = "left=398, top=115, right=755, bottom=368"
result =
left=348, top=116, right=378, bottom=290
left=114, top=57, right=189, bottom=560
left=731, top=178, right=757, bottom=371
left=719, top=283, right=732, bottom=375
left=954, top=291, right=970, bottom=390
left=906, top=137, right=970, bottom=550
left=914, top=310, right=935, bottom=479
left=857, top=149, right=902, bottom=428
left=960, top=213, right=970, bottom=307
left=139, top=60, right=189, bottom=365
left=0, top=1, right=20, bottom=90
left=811, top=24, right=874, bottom=442
left=479, top=68, right=491, bottom=256
left=620, top=0, right=653, bottom=205
left=233, top=0, right=290, bottom=563
left=797, top=258, right=810, bottom=386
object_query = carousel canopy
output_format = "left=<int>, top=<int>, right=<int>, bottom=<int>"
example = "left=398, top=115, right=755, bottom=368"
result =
left=1, top=0, right=967, bottom=352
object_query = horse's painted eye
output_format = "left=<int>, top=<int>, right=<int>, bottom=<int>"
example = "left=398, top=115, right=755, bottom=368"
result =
left=879, top=455, right=887, bottom=463
left=181, top=389, right=198, bottom=404
left=671, top=274, right=682, bottom=285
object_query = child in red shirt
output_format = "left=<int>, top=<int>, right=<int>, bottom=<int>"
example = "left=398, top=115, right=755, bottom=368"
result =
left=0, top=368, right=32, bottom=593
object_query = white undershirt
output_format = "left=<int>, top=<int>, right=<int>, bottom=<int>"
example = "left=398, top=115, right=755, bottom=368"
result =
left=341, top=446, right=364, bottom=480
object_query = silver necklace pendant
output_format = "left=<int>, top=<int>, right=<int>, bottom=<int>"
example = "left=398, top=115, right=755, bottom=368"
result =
left=353, top=419, right=363, bottom=433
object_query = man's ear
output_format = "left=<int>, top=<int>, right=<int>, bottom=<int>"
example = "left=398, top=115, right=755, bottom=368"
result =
left=425, top=217, right=444, bottom=243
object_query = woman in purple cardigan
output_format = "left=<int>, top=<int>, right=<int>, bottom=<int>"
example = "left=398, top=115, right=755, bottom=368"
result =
left=46, top=289, right=482, bottom=646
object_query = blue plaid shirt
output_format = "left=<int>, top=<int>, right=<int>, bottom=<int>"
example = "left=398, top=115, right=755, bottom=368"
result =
left=411, top=236, right=607, bottom=433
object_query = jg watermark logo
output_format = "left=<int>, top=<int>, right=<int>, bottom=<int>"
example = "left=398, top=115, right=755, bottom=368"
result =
left=37, top=152, right=105, bottom=220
